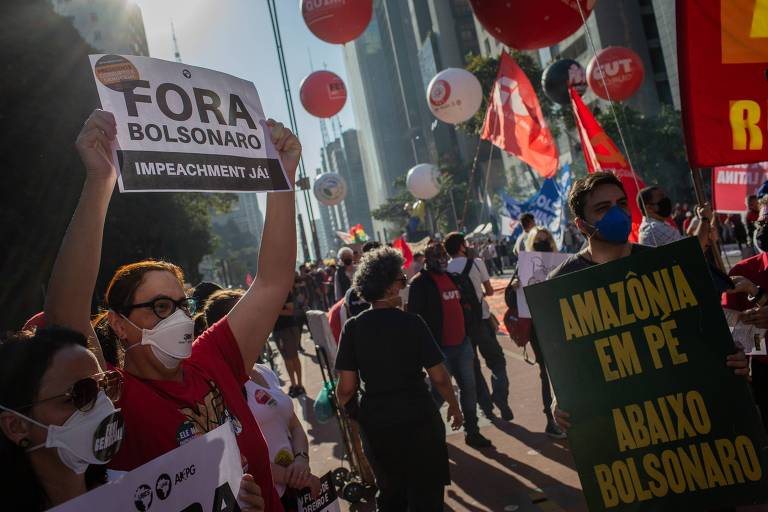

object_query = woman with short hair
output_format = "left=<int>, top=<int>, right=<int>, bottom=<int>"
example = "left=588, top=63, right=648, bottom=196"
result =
left=335, top=247, right=462, bottom=511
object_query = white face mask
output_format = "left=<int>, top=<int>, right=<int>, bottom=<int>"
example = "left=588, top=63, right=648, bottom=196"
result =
left=1, top=391, right=124, bottom=474
left=121, top=309, right=195, bottom=369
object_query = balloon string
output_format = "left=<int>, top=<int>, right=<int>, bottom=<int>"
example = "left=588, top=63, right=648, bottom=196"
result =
left=574, top=1, right=657, bottom=247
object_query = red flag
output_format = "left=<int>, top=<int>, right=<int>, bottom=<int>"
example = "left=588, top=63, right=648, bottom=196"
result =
left=481, top=51, right=559, bottom=178
left=677, top=0, right=768, bottom=167
left=392, top=236, right=413, bottom=269
left=570, top=87, right=645, bottom=242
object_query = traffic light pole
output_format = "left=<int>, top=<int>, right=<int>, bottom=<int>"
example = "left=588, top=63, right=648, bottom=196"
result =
left=266, top=0, right=323, bottom=262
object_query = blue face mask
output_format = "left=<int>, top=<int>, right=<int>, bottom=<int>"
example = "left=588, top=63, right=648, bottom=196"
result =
left=589, top=205, right=632, bottom=244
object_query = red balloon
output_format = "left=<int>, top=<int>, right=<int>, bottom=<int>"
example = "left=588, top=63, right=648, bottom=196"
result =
left=469, top=0, right=596, bottom=50
left=587, top=46, right=645, bottom=101
left=300, top=70, right=347, bottom=118
left=301, top=0, right=373, bottom=45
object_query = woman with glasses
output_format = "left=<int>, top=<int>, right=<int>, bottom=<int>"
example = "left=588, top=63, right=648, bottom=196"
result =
left=335, top=247, right=463, bottom=511
left=44, top=109, right=300, bottom=511
left=0, top=327, right=123, bottom=510
left=0, top=327, right=268, bottom=511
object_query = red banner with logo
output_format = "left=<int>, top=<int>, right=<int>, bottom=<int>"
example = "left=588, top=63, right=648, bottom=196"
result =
left=570, top=87, right=645, bottom=242
left=481, top=52, right=558, bottom=178
left=712, top=162, right=768, bottom=212
left=677, top=0, right=768, bottom=167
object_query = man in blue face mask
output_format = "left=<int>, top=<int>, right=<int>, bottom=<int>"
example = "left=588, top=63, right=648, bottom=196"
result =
left=544, top=172, right=750, bottom=433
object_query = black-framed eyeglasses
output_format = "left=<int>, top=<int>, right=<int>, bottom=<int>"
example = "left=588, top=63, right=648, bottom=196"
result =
left=18, top=371, right=123, bottom=412
left=124, top=296, right=197, bottom=319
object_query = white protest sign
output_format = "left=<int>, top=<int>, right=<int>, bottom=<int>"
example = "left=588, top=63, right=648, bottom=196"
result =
left=51, top=423, right=243, bottom=512
left=517, top=251, right=571, bottom=318
left=89, top=54, right=291, bottom=193
left=724, top=309, right=768, bottom=356
left=298, top=472, right=341, bottom=512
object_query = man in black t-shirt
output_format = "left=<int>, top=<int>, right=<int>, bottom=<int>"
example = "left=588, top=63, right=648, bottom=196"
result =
left=545, top=172, right=750, bottom=432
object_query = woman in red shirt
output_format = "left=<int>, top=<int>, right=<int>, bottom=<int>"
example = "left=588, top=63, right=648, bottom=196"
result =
left=44, top=110, right=300, bottom=512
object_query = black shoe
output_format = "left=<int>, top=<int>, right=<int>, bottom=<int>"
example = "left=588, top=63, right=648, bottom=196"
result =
left=294, top=386, right=306, bottom=397
left=287, top=386, right=299, bottom=398
left=499, top=405, right=514, bottom=421
left=481, top=408, right=497, bottom=420
left=545, top=421, right=567, bottom=439
left=465, top=432, right=493, bottom=448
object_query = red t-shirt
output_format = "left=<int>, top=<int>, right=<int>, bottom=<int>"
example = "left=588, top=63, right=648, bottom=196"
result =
left=109, top=319, right=283, bottom=512
left=432, top=272, right=466, bottom=346
left=722, top=252, right=768, bottom=365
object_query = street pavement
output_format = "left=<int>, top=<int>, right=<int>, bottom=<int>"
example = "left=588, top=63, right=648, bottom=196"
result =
left=282, top=273, right=589, bottom=512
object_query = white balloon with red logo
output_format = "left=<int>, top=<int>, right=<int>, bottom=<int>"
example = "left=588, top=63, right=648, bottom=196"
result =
left=426, top=68, right=483, bottom=124
left=587, top=46, right=645, bottom=101
left=406, top=164, right=441, bottom=200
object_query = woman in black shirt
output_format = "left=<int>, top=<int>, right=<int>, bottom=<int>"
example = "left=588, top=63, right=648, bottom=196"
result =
left=335, top=247, right=462, bottom=511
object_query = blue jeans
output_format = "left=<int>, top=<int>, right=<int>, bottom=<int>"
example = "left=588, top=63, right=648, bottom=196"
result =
left=432, top=337, right=479, bottom=434
left=469, top=319, right=510, bottom=412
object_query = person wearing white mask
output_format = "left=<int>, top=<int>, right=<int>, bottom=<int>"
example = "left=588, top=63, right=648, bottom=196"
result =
left=0, top=327, right=267, bottom=512
left=44, top=109, right=299, bottom=512
left=0, top=327, right=123, bottom=510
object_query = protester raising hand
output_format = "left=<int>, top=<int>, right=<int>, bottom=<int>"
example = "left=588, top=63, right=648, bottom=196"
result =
left=74, top=109, right=117, bottom=180
left=265, top=119, right=300, bottom=183
left=44, top=109, right=300, bottom=511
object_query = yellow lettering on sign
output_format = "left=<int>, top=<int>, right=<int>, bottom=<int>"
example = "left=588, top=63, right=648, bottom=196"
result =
left=722, top=0, right=768, bottom=64
left=751, top=0, right=768, bottom=37
left=730, top=100, right=763, bottom=150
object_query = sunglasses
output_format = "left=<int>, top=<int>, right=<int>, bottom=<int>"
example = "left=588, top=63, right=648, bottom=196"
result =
left=20, top=371, right=123, bottom=412
left=124, top=296, right=197, bottom=319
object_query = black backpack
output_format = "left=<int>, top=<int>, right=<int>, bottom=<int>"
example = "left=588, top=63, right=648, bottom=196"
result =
left=449, top=258, right=483, bottom=328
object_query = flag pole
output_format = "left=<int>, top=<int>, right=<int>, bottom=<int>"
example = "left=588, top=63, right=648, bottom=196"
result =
left=691, top=167, right=727, bottom=272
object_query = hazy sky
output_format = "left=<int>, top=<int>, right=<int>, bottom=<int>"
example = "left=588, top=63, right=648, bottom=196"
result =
left=133, top=0, right=358, bottom=232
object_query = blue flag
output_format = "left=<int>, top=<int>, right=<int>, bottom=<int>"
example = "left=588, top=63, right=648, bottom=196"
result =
left=501, top=165, right=572, bottom=249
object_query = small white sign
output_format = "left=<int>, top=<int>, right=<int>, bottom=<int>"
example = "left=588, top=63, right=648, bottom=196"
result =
left=517, top=251, right=571, bottom=318
left=724, top=308, right=768, bottom=355
left=51, top=423, right=243, bottom=512
left=298, top=472, right=341, bottom=512
left=89, top=54, right=290, bottom=193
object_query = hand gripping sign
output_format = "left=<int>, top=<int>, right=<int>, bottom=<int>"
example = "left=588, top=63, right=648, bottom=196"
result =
left=89, top=54, right=291, bottom=193
left=50, top=423, right=243, bottom=512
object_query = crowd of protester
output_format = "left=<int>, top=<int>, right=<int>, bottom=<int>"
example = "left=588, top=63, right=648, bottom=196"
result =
left=1, top=109, right=764, bottom=512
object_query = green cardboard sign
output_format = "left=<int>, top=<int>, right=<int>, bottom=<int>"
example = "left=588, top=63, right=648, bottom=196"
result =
left=524, top=238, right=768, bottom=511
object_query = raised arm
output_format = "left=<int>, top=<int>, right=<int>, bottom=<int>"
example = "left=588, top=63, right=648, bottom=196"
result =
left=227, top=120, right=299, bottom=370
left=44, top=110, right=117, bottom=368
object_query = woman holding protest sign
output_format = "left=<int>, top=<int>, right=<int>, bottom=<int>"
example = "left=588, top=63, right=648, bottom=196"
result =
left=508, top=226, right=567, bottom=439
left=44, top=109, right=300, bottom=511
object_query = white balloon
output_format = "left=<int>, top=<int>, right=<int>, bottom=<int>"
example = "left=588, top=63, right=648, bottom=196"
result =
left=426, top=68, right=483, bottom=124
left=406, top=164, right=441, bottom=200
left=313, top=173, right=348, bottom=206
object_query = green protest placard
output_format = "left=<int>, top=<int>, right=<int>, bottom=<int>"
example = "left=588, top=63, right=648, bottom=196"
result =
left=525, top=237, right=768, bottom=511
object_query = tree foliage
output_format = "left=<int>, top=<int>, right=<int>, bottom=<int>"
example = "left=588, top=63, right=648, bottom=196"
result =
left=0, top=0, right=232, bottom=329
left=592, top=104, right=693, bottom=204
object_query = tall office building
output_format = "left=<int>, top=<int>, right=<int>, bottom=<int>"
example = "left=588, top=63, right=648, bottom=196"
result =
left=343, top=0, right=485, bottom=234
left=50, top=0, right=149, bottom=56
left=343, top=0, right=439, bottom=235
left=541, top=0, right=676, bottom=115
left=324, top=130, right=374, bottom=237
